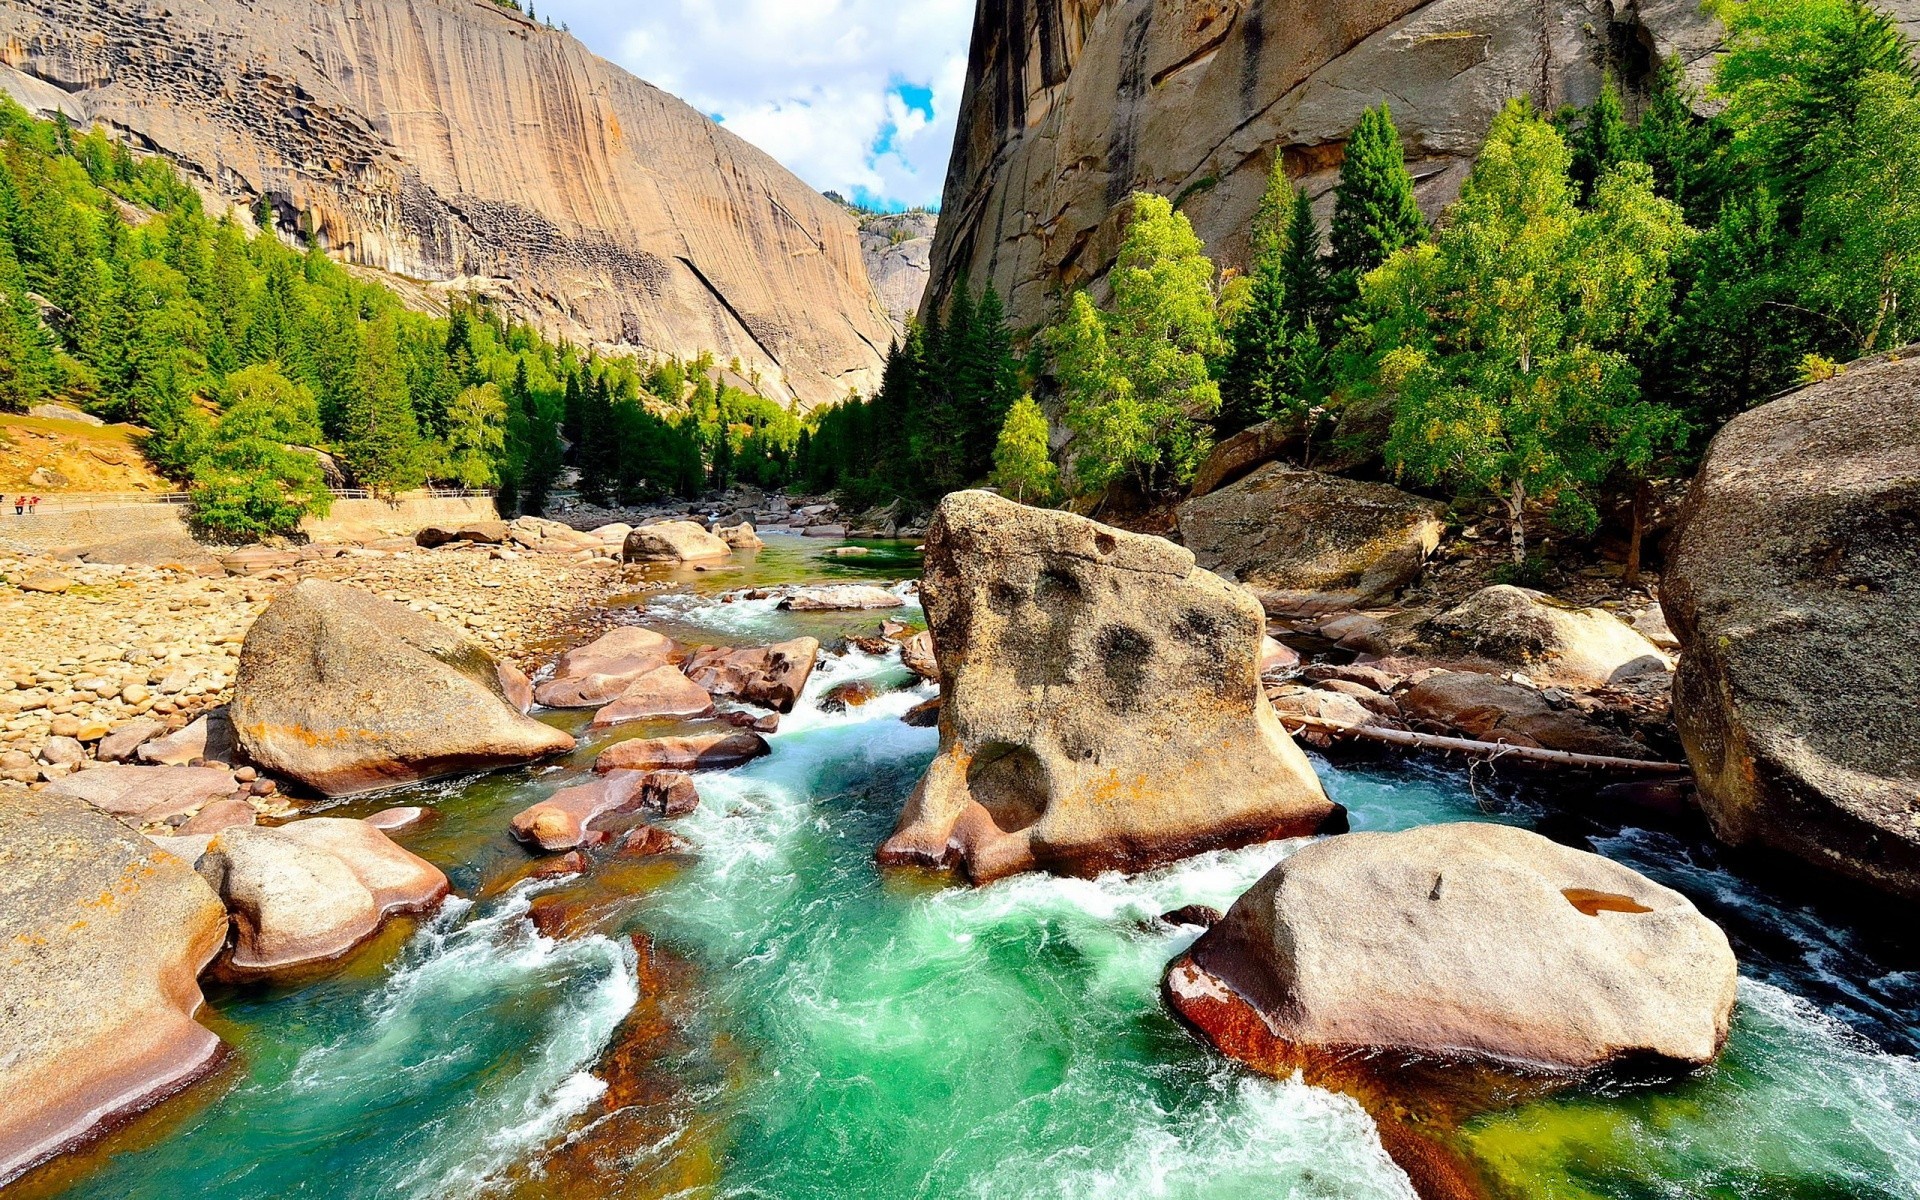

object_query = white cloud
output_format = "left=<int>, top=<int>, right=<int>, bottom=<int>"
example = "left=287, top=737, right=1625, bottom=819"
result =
left=536, top=0, right=973, bottom=210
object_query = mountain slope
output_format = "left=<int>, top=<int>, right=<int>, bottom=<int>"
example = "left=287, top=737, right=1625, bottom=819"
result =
left=0, top=0, right=894, bottom=406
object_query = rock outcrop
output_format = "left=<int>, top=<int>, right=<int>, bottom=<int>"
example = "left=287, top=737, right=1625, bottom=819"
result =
left=623, top=522, right=733, bottom=564
left=535, top=627, right=678, bottom=709
left=594, top=731, right=772, bottom=773
left=681, top=639, right=820, bottom=712
left=46, top=763, right=238, bottom=822
left=1663, top=352, right=1920, bottom=899
left=0, top=0, right=894, bottom=406
left=231, top=580, right=575, bottom=795
left=878, top=490, right=1338, bottom=883
left=590, top=667, right=717, bottom=726
left=196, top=818, right=448, bottom=977
left=1177, top=464, right=1445, bottom=613
left=924, top=0, right=1724, bottom=331
left=1167, top=822, right=1738, bottom=1073
left=1426, top=585, right=1670, bottom=686
left=857, top=210, right=938, bottom=335
left=0, top=797, right=229, bottom=1185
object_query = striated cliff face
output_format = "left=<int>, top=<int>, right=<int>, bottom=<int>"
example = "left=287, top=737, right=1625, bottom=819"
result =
left=0, top=0, right=895, bottom=406
left=924, top=0, right=1726, bottom=333
left=857, top=211, right=938, bottom=338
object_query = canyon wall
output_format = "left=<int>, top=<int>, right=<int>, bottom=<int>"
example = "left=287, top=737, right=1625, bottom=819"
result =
left=0, top=0, right=896, bottom=406
left=924, top=0, right=1727, bottom=333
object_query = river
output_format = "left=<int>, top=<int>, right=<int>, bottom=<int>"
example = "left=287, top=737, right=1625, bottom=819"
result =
left=21, top=537, right=1920, bottom=1199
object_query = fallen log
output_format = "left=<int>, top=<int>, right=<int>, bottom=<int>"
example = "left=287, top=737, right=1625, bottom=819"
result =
left=1279, top=715, right=1691, bottom=775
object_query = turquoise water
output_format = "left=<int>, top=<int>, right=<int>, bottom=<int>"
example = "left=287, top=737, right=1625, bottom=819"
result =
left=25, top=537, right=1920, bottom=1199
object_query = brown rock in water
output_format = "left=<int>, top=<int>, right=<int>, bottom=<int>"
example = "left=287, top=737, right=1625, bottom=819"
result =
left=1159, top=904, right=1223, bottom=928
left=923, top=0, right=1717, bottom=340
left=681, top=638, right=820, bottom=713
left=898, top=630, right=937, bottom=680
left=878, top=490, right=1338, bottom=883
left=1398, top=671, right=1650, bottom=759
left=902, top=696, right=942, bottom=728
left=618, top=824, right=692, bottom=858
left=819, top=679, right=878, bottom=712
left=0, top=797, right=229, bottom=1186
left=590, top=666, right=717, bottom=727
left=231, top=580, right=574, bottom=796
left=536, top=626, right=678, bottom=708
left=1177, top=465, right=1445, bottom=614
left=0, top=0, right=892, bottom=407
left=1168, top=823, right=1738, bottom=1075
left=778, top=584, right=904, bottom=611
left=46, top=763, right=239, bottom=822
left=527, top=850, right=591, bottom=880
left=622, top=522, right=731, bottom=564
left=366, top=806, right=431, bottom=834
left=637, top=771, right=702, bottom=817
left=510, top=770, right=659, bottom=852
left=595, top=732, right=770, bottom=773
left=196, top=818, right=449, bottom=978
left=496, top=660, right=536, bottom=715
left=1426, top=586, right=1671, bottom=687
left=714, top=522, right=764, bottom=550
left=1663, top=352, right=1920, bottom=899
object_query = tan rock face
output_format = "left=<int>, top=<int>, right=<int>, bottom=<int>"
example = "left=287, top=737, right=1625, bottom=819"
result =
left=1169, top=822, right=1739, bottom=1073
left=924, top=0, right=1723, bottom=331
left=1177, top=463, right=1445, bottom=613
left=878, top=490, right=1337, bottom=883
left=1425, top=585, right=1670, bottom=686
left=0, top=0, right=893, bottom=406
left=46, top=762, right=239, bottom=821
left=622, top=522, right=732, bottom=564
left=590, top=666, right=716, bottom=727
left=0, top=797, right=229, bottom=1185
left=857, top=210, right=938, bottom=335
left=1663, top=352, right=1920, bottom=900
left=231, top=580, right=575, bottom=796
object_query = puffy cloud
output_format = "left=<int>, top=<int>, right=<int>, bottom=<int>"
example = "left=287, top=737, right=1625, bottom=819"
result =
left=537, top=0, right=972, bottom=210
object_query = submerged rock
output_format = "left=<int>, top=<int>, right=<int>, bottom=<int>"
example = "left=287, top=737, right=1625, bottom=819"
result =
left=1664, top=353, right=1920, bottom=899
left=196, top=818, right=449, bottom=978
left=623, top=521, right=731, bottom=563
left=535, top=627, right=678, bottom=709
left=681, top=638, right=820, bottom=713
left=1425, top=586, right=1670, bottom=687
left=595, top=732, right=770, bottom=773
left=1176, top=463, right=1445, bottom=613
left=1168, top=823, right=1737, bottom=1074
left=0, top=797, right=229, bottom=1185
left=231, top=581, right=575, bottom=796
left=878, top=490, right=1338, bottom=883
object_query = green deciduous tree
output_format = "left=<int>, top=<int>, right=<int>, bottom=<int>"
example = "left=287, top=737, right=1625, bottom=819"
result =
left=990, top=393, right=1058, bottom=504
left=188, top=363, right=331, bottom=539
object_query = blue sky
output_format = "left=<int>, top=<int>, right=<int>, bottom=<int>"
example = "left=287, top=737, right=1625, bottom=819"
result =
left=533, top=0, right=973, bottom=210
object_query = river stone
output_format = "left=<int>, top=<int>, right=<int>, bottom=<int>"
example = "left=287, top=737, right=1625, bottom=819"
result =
left=45, top=763, right=239, bottom=822
left=196, top=818, right=448, bottom=978
left=878, top=490, right=1338, bottom=883
left=1426, top=585, right=1672, bottom=686
left=1167, top=823, right=1738, bottom=1073
left=1177, top=464, right=1446, bottom=614
left=96, top=718, right=166, bottom=763
left=590, top=666, right=716, bottom=727
left=510, top=770, right=659, bottom=851
left=778, top=584, right=904, bottom=611
left=16, top=569, right=72, bottom=594
left=1398, top=671, right=1651, bottom=759
left=535, top=627, right=678, bottom=708
left=137, top=709, right=236, bottom=766
left=177, top=797, right=258, bottom=836
left=1663, top=353, right=1920, bottom=899
left=230, top=580, right=575, bottom=796
left=0, top=796, right=229, bottom=1185
left=681, top=638, right=820, bottom=713
left=714, top=521, right=764, bottom=550
left=899, top=630, right=937, bottom=680
left=594, top=732, right=771, bottom=773
left=622, top=521, right=731, bottom=563
left=496, top=661, right=535, bottom=715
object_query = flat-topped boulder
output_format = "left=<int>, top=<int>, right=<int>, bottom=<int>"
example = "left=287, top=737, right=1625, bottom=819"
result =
left=509, top=770, right=695, bottom=851
left=681, top=638, right=820, bottom=713
left=1425, top=586, right=1670, bottom=687
left=46, top=763, right=239, bottom=823
left=0, top=797, right=229, bottom=1185
left=1168, top=823, right=1738, bottom=1074
left=231, top=581, right=575, bottom=796
left=622, top=521, right=731, bottom=563
left=1177, top=464, right=1445, bottom=613
left=595, top=732, right=770, bottom=773
left=778, top=584, right=903, bottom=611
left=196, top=818, right=449, bottom=978
left=534, top=626, right=678, bottom=709
left=1663, top=352, right=1920, bottom=899
left=590, top=666, right=715, bottom=726
left=878, top=490, right=1339, bottom=883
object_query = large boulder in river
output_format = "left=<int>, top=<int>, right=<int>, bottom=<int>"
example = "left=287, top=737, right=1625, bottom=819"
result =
left=196, top=818, right=448, bottom=978
left=622, top=521, right=731, bottom=563
left=509, top=770, right=696, bottom=851
left=594, top=731, right=771, bottom=772
left=1176, top=464, right=1445, bottom=613
left=1426, top=585, right=1670, bottom=687
left=681, top=638, right=819, bottom=712
left=590, top=666, right=716, bottom=726
left=0, top=796, right=229, bottom=1184
left=1663, top=353, right=1920, bottom=899
left=1167, top=823, right=1738, bottom=1074
left=778, top=584, right=903, bottom=611
left=535, top=627, right=677, bottom=709
left=231, top=581, right=575, bottom=796
left=878, top=490, right=1339, bottom=883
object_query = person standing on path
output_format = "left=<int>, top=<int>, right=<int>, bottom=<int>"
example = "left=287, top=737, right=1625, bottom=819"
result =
left=10, top=497, right=20, bottom=516
left=27, top=496, right=39, bottom=515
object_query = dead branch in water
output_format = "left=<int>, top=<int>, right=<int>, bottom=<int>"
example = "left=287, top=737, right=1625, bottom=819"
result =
left=1280, top=716, right=1691, bottom=775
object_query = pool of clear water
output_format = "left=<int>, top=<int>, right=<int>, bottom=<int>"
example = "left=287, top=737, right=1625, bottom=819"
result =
left=23, top=535, right=1920, bottom=1199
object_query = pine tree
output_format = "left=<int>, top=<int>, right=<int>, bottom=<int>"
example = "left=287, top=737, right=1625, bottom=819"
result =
left=340, top=312, right=426, bottom=495
left=1569, top=74, right=1631, bottom=204
left=1329, top=104, right=1427, bottom=296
